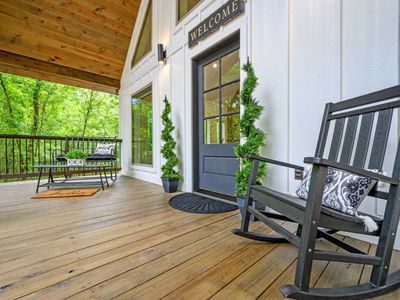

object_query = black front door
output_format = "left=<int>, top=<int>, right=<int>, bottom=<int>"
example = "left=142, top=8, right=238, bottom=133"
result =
left=194, top=38, right=240, bottom=197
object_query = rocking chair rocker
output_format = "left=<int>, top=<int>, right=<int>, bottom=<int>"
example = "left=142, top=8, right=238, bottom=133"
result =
left=233, top=85, right=400, bottom=299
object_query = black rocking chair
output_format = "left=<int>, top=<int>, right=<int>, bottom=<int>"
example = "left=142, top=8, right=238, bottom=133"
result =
left=233, top=85, right=400, bottom=299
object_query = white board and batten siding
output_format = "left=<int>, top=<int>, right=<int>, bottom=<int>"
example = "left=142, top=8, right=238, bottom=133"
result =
left=119, top=0, right=400, bottom=247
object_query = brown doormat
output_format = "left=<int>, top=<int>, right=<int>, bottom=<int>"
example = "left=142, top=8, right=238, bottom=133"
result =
left=31, top=188, right=100, bottom=199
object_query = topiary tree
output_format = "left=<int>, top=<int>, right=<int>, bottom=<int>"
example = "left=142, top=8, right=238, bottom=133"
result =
left=234, top=61, right=267, bottom=197
left=161, top=96, right=181, bottom=180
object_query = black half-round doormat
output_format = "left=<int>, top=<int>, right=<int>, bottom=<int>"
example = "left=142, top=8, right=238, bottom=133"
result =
left=169, top=193, right=237, bottom=214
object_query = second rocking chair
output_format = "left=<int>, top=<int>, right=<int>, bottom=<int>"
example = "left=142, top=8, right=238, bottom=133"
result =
left=233, top=85, right=400, bottom=299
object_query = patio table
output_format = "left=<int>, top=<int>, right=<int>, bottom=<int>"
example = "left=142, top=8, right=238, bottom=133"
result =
left=33, top=164, right=110, bottom=193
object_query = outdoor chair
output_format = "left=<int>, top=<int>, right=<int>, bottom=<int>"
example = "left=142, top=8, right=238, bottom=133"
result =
left=233, top=85, right=400, bottom=299
left=53, top=136, right=118, bottom=182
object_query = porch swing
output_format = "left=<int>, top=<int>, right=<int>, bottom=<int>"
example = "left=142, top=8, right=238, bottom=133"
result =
left=233, top=85, right=400, bottom=299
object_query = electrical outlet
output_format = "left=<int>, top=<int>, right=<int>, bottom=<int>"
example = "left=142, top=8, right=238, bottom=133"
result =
left=295, top=169, right=304, bottom=180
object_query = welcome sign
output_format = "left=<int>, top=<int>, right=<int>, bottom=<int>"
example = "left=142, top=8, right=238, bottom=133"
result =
left=188, top=0, right=244, bottom=48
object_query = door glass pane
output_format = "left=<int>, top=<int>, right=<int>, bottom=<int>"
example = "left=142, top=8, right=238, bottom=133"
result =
left=204, top=60, right=219, bottom=91
left=221, top=82, right=240, bottom=114
left=204, top=117, right=219, bottom=144
left=203, top=89, right=219, bottom=118
left=131, top=86, right=153, bottom=165
left=221, top=50, right=240, bottom=84
left=221, top=114, right=239, bottom=144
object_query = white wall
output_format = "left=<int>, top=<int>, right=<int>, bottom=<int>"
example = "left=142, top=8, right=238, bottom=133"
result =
left=251, top=0, right=399, bottom=246
left=120, top=0, right=250, bottom=189
left=252, top=0, right=399, bottom=187
left=120, top=0, right=399, bottom=246
left=119, top=0, right=161, bottom=185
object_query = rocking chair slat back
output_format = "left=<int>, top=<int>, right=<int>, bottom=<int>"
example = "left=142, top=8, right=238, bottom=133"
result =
left=339, top=116, right=359, bottom=164
left=328, top=118, right=345, bottom=161
left=317, top=86, right=400, bottom=201
left=353, top=112, right=374, bottom=168
left=368, top=109, right=393, bottom=170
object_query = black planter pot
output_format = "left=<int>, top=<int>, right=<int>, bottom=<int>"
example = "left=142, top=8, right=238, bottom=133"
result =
left=236, top=196, right=258, bottom=222
left=236, top=196, right=247, bottom=217
left=161, top=178, right=179, bottom=193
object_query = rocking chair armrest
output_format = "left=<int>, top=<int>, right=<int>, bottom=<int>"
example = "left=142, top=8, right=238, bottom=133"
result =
left=304, top=157, right=399, bottom=185
left=246, top=154, right=304, bottom=171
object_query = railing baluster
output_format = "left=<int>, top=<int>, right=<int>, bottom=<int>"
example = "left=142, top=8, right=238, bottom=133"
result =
left=44, top=139, right=46, bottom=165
left=37, top=138, right=40, bottom=166
left=31, top=137, right=34, bottom=172
left=18, top=138, right=22, bottom=174
left=12, top=137, right=15, bottom=174
left=49, top=139, right=52, bottom=164
left=55, top=139, right=59, bottom=164
left=25, top=138, right=28, bottom=174
left=0, top=139, right=3, bottom=175
left=5, top=138, right=8, bottom=174
left=0, top=139, right=2, bottom=175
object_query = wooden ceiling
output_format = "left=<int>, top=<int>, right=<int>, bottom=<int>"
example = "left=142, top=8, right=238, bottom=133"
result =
left=0, top=0, right=141, bottom=94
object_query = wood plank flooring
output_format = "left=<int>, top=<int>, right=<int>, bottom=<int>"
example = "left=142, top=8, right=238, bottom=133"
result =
left=0, top=176, right=399, bottom=299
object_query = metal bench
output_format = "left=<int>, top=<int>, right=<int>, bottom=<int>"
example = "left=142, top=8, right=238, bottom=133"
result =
left=53, top=136, right=118, bottom=182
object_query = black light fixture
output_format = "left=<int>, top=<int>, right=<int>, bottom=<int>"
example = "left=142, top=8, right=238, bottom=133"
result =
left=157, top=43, right=166, bottom=64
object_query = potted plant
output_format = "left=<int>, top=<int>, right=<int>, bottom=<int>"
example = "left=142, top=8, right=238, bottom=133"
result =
left=65, top=149, right=88, bottom=166
left=160, top=96, right=181, bottom=193
left=234, top=61, right=267, bottom=217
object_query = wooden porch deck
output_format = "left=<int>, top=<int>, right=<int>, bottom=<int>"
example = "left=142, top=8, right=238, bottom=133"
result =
left=0, top=176, right=399, bottom=300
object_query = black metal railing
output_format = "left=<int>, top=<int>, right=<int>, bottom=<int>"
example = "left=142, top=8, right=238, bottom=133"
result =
left=0, top=134, right=122, bottom=181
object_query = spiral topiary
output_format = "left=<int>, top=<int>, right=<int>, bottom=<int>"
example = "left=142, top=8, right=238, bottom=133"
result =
left=161, top=96, right=181, bottom=180
left=234, top=61, right=267, bottom=197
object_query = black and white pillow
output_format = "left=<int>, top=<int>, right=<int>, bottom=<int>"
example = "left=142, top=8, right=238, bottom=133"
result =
left=95, top=143, right=116, bottom=155
left=296, top=168, right=379, bottom=232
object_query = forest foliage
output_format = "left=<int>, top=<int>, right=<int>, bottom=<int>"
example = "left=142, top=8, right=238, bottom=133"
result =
left=0, top=72, right=119, bottom=137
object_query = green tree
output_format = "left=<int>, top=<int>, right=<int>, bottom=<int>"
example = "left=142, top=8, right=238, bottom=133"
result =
left=79, top=90, right=100, bottom=137
left=234, top=62, right=267, bottom=197
left=0, top=72, right=119, bottom=181
left=160, top=96, right=181, bottom=180
left=0, top=72, right=119, bottom=137
left=0, top=73, right=14, bottom=121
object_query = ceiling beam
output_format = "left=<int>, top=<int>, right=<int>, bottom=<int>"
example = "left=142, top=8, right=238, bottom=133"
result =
left=0, top=50, right=120, bottom=94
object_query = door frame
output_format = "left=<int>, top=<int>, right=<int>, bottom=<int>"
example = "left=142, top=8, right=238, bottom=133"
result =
left=192, top=32, right=240, bottom=200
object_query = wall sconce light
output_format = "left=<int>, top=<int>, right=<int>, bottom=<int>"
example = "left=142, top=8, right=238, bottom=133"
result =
left=157, top=43, right=166, bottom=64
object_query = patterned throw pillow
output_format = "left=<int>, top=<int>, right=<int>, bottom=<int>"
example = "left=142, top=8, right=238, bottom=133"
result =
left=95, top=143, right=116, bottom=155
left=296, top=168, right=378, bottom=231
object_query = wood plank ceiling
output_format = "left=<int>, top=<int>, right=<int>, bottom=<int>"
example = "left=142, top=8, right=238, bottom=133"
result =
left=0, top=0, right=141, bottom=94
